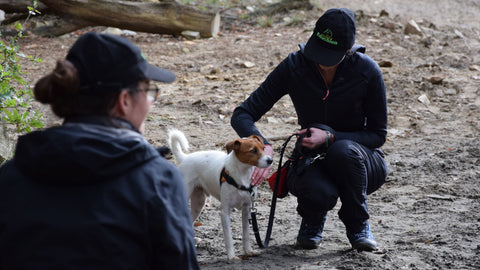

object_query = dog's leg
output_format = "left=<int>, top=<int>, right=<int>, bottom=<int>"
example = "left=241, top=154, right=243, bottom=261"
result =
left=221, top=205, right=238, bottom=261
left=242, top=204, right=255, bottom=256
left=190, top=187, right=206, bottom=222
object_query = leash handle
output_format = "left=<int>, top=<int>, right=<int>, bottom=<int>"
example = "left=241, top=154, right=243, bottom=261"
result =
left=252, top=133, right=296, bottom=248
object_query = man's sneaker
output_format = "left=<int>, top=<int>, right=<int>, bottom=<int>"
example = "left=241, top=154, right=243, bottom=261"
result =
left=347, top=221, right=377, bottom=251
left=294, top=215, right=326, bottom=250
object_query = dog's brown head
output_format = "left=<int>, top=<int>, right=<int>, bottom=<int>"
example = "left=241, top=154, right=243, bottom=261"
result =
left=225, top=135, right=272, bottom=167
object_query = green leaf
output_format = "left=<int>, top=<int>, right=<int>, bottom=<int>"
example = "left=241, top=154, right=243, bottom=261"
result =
left=0, top=8, right=44, bottom=135
left=14, top=23, right=23, bottom=32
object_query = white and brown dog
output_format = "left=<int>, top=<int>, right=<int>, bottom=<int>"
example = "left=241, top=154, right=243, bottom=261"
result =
left=168, top=129, right=273, bottom=261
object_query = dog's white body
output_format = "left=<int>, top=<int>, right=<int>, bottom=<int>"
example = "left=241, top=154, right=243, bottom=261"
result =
left=168, top=129, right=272, bottom=261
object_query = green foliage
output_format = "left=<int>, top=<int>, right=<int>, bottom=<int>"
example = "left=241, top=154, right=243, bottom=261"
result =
left=285, top=13, right=307, bottom=27
left=0, top=2, right=44, bottom=133
left=27, top=1, right=41, bottom=18
left=256, top=15, right=274, bottom=28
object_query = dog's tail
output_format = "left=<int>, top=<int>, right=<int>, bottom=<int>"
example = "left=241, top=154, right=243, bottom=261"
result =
left=167, top=129, right=189, bottom=163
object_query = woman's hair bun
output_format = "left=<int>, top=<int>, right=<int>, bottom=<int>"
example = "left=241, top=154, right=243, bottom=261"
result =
left=34, top=60, right=80, bottom=104
left=34, top=60, right=80, bottom=117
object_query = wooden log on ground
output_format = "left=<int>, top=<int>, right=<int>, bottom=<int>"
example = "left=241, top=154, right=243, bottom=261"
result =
left=0, top=0, right=48, bottom=13
left=38, top=0, right=220, bottom=38
left=30, top=16, right=91, bottom=37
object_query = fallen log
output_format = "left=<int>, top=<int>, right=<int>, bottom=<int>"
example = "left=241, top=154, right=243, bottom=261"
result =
left=38, top=0, right=220, bottom=38
left=0, top=0, right=48, bottom=13
left=30, top=16, right=91, bottom=37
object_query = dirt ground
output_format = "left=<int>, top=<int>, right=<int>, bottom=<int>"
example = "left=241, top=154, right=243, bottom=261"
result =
left=14, top=0, right=480, bottom=269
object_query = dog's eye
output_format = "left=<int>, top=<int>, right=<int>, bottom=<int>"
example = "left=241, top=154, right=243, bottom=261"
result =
left=250, top=148, right=258, bottom=154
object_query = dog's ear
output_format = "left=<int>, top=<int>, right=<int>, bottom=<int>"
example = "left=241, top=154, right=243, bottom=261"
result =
left=249, top=135, right=264, bottom=146
left=225, top=140, right=237, bottom=154
left=225, top=139, right=242, bottom=154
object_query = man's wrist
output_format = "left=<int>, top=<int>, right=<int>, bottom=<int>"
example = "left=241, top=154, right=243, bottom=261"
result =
left=324, top=130, right=333, bottom=147
left=329, top=132, right=335, bottom=144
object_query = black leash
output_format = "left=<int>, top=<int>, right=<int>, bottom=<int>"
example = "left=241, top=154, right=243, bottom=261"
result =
left=250, top=133, right=296, bottom=248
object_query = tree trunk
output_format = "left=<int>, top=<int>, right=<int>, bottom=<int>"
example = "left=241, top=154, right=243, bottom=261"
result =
left=38, top=0, right=220, bottom=38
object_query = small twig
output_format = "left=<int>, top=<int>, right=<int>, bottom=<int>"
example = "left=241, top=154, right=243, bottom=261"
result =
left=426, top=194, right=455, bottom=201
left=266, top=134, right=293, bottom=141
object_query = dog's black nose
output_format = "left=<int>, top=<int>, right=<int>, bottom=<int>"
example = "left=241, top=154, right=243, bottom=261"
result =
left=267, top=157, right=273, bottom=165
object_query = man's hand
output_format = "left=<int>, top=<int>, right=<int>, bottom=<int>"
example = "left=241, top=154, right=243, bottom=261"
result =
left=250, top=144, right=274, bottom=186
left=297, top=128, right=328, bottom=149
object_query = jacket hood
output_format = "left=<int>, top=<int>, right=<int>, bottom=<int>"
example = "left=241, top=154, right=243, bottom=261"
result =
left=13, top=118, right=158, bottom=185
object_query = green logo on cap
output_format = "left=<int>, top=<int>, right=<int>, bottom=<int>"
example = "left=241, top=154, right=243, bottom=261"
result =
left=316, top=29, right=338, bottom=45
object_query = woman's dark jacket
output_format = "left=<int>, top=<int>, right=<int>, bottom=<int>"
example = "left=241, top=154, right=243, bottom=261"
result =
left=231, top=44, right=387, bottom=149
left=0, top=117, right=199, bottom=270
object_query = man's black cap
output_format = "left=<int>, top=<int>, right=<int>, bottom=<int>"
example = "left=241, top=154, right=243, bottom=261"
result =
left=66, top=32, right=175, bottom=93
left=304, top=8, right=356, bottom=66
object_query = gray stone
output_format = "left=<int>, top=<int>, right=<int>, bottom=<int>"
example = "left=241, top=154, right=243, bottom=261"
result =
left=0, top=122, right=14, bottom=163
left=404, top=20, right=423, bottom=36
left=181, top=31, right=200, bottom=40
